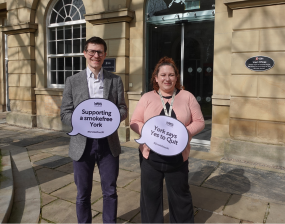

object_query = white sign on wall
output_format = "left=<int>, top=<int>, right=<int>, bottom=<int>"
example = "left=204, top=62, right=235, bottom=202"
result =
left=68, top=99, right=120, bottom=139
left=135, top=115, right=189, bottom=156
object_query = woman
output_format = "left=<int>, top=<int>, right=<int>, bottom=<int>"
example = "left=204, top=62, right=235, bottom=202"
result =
left=130, top=57, right=205, bottom=223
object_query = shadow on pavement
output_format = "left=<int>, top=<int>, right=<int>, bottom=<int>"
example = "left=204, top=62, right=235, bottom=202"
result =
left=194, top=168, right=251, bottom=223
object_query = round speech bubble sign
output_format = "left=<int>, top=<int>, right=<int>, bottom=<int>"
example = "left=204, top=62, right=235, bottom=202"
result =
left=135, top=116, right=189, bottom=156
left=68, top=98, right=120, bottom=139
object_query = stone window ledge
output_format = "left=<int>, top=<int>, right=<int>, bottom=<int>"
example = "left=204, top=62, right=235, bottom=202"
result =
left=34, top=88, right=64, bottom=96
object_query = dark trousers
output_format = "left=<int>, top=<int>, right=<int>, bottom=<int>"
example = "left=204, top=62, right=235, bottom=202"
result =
left=73, top=138, right=119, bottom=224
left=140, top=157, right=194, bottom=223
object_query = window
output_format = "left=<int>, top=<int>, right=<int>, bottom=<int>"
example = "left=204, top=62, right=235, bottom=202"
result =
left=47, top=0, right=86, bottom=88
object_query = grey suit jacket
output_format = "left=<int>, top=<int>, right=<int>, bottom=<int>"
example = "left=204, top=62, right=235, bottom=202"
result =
left=60, top=69, right=128, bottom=161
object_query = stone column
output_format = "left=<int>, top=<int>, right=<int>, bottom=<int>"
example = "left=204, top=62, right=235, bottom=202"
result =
left=1, top=0, right=38, bottom=127
left=6, top=31, right=37, bottom=127
left=0, top=17, right=5, bottom=112
left=210, top=1, right=231, bottom=155
left=85, top=6, right=134, bottom=142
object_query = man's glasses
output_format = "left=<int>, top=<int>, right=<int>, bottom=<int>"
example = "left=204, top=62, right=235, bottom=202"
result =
left=86, top=50, right=105, bottom=57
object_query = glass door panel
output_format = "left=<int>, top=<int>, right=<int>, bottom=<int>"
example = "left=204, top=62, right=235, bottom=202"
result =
left=184, top=20, right=214, bottom=118
left=146, top=23, right=181, bottom=91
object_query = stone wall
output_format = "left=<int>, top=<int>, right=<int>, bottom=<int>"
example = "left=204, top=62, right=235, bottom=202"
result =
left=213, top=0, right=285, bottom=166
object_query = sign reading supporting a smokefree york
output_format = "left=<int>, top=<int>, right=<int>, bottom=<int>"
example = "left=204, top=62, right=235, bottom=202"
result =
left=68, top=99, right=120, bottom=139
left=135, top=116, right=189, bottom=156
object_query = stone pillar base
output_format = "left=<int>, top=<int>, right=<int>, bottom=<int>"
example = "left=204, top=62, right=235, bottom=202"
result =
left=118, top=126, right=130, bottom=143
left=224, top=139, right=285, bottom=168
left=36, top=115, right=71, bottom=132
left=6, top=112, right=36, bottom=128
left=210, top=137, right=227, bottom=155
left=0, top=104, right=5, bottom=112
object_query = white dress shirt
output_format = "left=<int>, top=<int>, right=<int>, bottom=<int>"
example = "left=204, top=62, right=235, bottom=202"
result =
left=86, top=66, right=104, bottom=98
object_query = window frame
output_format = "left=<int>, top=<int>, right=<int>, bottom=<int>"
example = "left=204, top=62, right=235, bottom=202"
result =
left=46, top=0, right=86, bottom=88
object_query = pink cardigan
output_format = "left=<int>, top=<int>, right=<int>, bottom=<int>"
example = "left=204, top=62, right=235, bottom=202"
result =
left=130, top=90, right=205, bottom=161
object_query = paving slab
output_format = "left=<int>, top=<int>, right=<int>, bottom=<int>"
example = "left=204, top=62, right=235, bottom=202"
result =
left=129, top=209, right=170, bottom=223
left=117, top=169, right=140, bottom=188
left=92, top=187, right=140, bottom=221
left=188, top=157, right=219, bottom=186
left=55, top=161, right=74, bottom=174
left=92, top=214, right=103, bottom=223
left=33, top=155, right=72, bottom=169
left=35, top=168, right=74, bottom=193
left=41, top=192, right=57, bottom=206
left=42, top=199, right=77, bottom=223
left=47, top=145, right=69, bottom=157
left=190, top=185, right=231, bottom=213
left=32, top=164, right=45, bottom=171
left=195, top=210, right=240, bottom=223
left=266, top=202, right=285, bottom=223
left=92, top=214, right=128, bottom=223
left=93, top=166, right=101, bottom=182
left=203, top=163, right=285, bottom=204
left=130, top=212, right=141, bottom=223
left=224, top=194, right=268, bottom=223
left=190, top=143, right=210, bottom=152
left=0, top=131, right=20, bottom=138
left=120, top=141, right=139, bottom=149
left=125, top=178, right=140, bottom=192
left=8, top=199, right=40, bottom=223
left=27, top=148, right=42, bottom=157
left=0, top=125, right=25, bottom=131
left=51, top=181, right=102, bottom=204
left=254, top=164, right=285, bottom=174
left=26, top=137, right=70, bottom=153
left=119, top=147, right=141, bottom=173
left=11, top=134, right=61, bottom=147
left=29, top=152, right=53, bottom=162
left=39, top=218, right=49, bottom=223
left=119, top=153, right=141, bottom=173
left=92, top=210, right=99, bottom=219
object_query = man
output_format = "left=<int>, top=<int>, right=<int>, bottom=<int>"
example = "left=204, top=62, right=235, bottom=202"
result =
left=61, top=36, right=127, bottom=223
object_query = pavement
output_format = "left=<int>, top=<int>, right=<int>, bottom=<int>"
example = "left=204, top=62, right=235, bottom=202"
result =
left=1, top=112, right=285, bottom=223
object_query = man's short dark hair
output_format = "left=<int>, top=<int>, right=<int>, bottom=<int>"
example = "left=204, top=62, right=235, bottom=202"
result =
left=84, top=36, right=107, bottom=52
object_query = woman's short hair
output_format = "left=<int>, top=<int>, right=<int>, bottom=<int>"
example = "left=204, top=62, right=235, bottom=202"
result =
left=150, top=56, right=183, bottom=91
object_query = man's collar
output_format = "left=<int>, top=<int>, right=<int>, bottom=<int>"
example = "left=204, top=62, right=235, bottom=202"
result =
left=86, top=66, right=104, bottom=80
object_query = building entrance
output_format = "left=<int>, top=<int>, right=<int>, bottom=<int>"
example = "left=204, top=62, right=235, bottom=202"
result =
left=146, top=0, right=215, bottom=143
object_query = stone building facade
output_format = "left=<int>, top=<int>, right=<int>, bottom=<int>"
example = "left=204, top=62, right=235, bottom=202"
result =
left=0, top=0, right=284, bottom=167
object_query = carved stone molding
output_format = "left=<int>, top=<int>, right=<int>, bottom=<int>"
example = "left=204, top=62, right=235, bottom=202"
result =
left=224, top=0, right=285, bottom=9
left=0, top=23, right=38, bottom=35
left=85, top=8, right=134, bottom=25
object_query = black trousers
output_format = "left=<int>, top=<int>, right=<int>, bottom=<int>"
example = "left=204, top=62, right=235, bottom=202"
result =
left=140, top=157, right=194, bottom=223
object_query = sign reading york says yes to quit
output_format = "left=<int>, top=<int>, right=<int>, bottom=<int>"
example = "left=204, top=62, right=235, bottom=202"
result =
left=136, top=116, right=189, bottom=156
left=68, top=99, right=120, bottom=139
